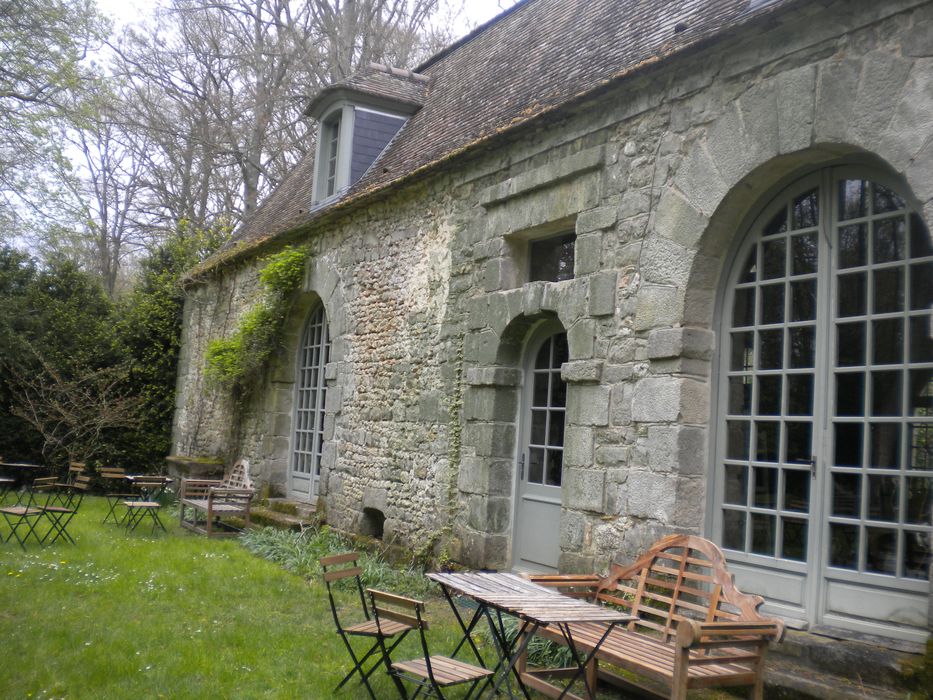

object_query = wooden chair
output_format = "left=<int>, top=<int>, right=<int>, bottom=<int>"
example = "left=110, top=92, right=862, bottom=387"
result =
left=178, top=459, right=254, bottom=537
left=41, top=475, right=90, bottom=545
left=369, top=588, right=493, bottom=700
left=98, top=466, right=135, bottom=524
left=321, top=553, right=414, bottom=700
left=0, top=486, right=54, bottom=550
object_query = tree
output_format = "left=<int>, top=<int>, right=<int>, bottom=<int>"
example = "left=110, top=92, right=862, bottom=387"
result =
left=0, top=0, right=108, bottom=241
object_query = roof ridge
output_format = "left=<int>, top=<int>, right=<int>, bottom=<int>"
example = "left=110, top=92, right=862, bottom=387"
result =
left=365, top=62, right=430, bottom=83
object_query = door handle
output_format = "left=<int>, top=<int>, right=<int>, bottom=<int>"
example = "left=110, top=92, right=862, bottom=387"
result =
left=519, top=453, right=525, bottom=481
left=810, top=455, right=817, bottom=479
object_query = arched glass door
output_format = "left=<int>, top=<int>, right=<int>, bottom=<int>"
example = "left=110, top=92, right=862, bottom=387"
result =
left=290, top=305, right=330, bottom=501
left=513, top=327, right=568, bottom=572
left=714, top=168, right=932, bottom=642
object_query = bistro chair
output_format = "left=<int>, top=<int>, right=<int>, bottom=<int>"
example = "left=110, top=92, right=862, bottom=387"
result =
left=98, top=466, right=135, bottom=524
left=321, top=552, right=413, bottom=700
left=122, top=477, right=168, bottom=534
left=369, top=588, right=493, bottom=700
left=41, top=474, right=90, bottom=545
left=0, top=486, right=54, bottom=550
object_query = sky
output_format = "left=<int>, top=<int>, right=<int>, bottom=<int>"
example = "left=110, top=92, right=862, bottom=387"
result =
left=96, top=0, right=520, bottom=42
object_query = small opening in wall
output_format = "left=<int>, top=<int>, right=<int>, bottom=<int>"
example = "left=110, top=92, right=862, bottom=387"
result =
left=360, top=507, right=385, bottom=539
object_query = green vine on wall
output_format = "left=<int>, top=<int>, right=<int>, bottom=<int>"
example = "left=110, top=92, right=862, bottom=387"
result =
left=204, top=246, right=308, bottom=393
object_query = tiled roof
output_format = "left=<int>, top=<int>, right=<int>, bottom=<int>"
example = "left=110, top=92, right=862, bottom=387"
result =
left=209, top=0, right=796, bottom=267
left=304, top=63, right=430, bottom=118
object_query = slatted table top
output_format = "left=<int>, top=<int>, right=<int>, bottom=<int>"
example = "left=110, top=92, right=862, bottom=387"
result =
left=427, top=571, right=634, bottom=625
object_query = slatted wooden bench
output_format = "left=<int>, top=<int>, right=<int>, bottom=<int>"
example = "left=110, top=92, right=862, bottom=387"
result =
left=522, top=534, right=784, bottom=700
left=178, top=459, right=255, bottom=537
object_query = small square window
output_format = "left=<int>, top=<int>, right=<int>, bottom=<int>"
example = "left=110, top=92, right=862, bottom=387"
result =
left=529, top=232, right=575, bottom=282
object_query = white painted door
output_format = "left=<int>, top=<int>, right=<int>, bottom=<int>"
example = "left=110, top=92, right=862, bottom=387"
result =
left=513, top=328, right=568, bottom=572
left=289, top=306, right=330, bottom=501
left=713, top=169, right=933, bottom=642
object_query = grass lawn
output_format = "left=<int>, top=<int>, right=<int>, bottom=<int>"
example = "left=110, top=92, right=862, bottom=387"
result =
left=0, top=496, right=468, bottom=699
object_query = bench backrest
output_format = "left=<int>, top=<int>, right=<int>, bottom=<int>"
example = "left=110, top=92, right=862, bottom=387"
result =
left=596, top=534, right=774, bottom=643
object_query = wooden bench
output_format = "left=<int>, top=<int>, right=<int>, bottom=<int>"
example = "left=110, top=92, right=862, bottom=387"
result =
left=178, top=459, right=255, bottom=537
left=522, top=534, right=784, bottom=700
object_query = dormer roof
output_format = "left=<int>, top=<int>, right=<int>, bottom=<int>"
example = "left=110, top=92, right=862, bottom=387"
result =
left=304, top=63, right=431, bottom=120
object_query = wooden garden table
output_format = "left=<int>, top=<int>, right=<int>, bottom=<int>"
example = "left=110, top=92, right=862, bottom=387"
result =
left=427, top=571, right=634, bottom=700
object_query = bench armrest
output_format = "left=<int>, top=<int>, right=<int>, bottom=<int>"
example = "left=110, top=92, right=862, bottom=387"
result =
left=525, top=573, right=602, bottom=600
left=178, top=478, right=224, bottom=499
left=675, top=619, right=785, bottom=649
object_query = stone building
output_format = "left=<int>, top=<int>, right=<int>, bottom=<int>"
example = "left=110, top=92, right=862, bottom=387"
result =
left=173, top=0, right=933, bottom=645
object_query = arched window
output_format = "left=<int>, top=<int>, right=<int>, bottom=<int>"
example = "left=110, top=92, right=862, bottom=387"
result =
left=712, top=167, right=932, bottom=642
left=290, top=305, right=330, bottom=500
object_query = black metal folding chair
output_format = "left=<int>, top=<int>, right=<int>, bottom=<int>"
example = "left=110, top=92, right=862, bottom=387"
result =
left=0, top=486, right=54, bottom=550
left=99, top=466, right=135, bottom=524
left=321, top=552, right=414, bottom=700
left=41, top=475, right=90, bottom=545
left=122, top=477, right=168, bottom=534
left=369, top=588, right=493, bottom=700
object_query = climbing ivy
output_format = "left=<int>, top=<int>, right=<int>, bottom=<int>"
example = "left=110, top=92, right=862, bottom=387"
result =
left=205, top=246, right=308, bottom=392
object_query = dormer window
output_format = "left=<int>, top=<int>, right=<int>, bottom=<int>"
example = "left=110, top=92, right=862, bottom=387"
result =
left=306, top=63, right=429, bottom=206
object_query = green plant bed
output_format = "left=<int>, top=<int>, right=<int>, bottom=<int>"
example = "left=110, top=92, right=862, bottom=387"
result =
left=0, top=497, right=467, bottom=699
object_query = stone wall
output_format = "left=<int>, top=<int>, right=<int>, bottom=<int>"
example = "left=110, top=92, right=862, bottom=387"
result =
left=173, top=0, right=933, bottom=614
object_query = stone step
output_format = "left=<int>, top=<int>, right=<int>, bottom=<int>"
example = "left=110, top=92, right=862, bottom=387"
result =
left=249, top=503, right=317, bottom=531
left=262, top=497, right=317, bottom=519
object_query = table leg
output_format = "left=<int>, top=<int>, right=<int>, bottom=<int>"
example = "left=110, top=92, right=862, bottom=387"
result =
left=553, top=621, right=617, bottom=700
left=479, top=610, right=532, bottom=700
left=438, top=584, right=489, bottom=668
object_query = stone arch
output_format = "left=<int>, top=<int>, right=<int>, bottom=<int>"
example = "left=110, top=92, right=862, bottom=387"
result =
left=263, top=256, right=346, bottom=499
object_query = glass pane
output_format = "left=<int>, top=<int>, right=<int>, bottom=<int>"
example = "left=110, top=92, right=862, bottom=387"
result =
left=865, top=527, right=897, bottom=575
left=909, top=370, right=933, bottom=415
left=730, top=331, right=755, bottom=371
left=790, top=280, right=816, bottom=321
left=548, top=410, right=565, bottom=446
left=836, top=322, right=865, bottom=366
left=789, top=326, right=815, bottom=368
left=782, top=518, right=807, bottom=561
left=873, top=267, right=904, bottom=314
left=905, top=532, right=932, bottom=579
left=727, top=421, right=750, bottom=460
left=757, top=376, right=781, bottom=415
left=530, top=410, right=546, bottom=445
left=870, top=423, right=900, bottom=469
left=909, top=319, right=933, bottom=363
left=910, top=213, right=933, bottom=257
left=751, top=514, right=776, bottom=555
left=545, top=450, right=562, bottom=487
left=909, top=262, right=933, bottom=311
left=830, top=523, right=859, bottom=569
left=791, top=233, right=818, bottom=275
left=839, top=179, right=868, bottom=221
left=738, top=247, right=758, bottom=283
left=792, top=189, right=819, bottom=229
left=836, top=373, right=865, bottom=417
left=833, top=474, right=861, bottom=517
left=758, top=329, right=783, bottom=369
left=762, top=239, right=786, bottom=279
left=872, top=370, right=902, bottom=416
left=873, top=183, right=905, bottom=214
left=837, top=272, right=866, bottom=317
left=784, top=470, right=810, bottom=512
left=834, top=423, right=863, bottom=466
left=785, top=422, right=812, bottom=464
left=533, top=374, right=549, bottom=406
left=724, top=464, right=748, bottom=505
left=763, top=209, right=788, bottom=237
left=867, top=475, right=899, bottom=522
left=787, top=374, right=814, bottom=415
left=550, top=374, right=567, bottom=407
left=535, top=342, right=550, bottom=369
left=838, top=223, right=868, bottom=268
left=728, top=377, right=753, bottom=415
left=873, top=318, right=903, bottom=365
left=553, top=333, right=569, bottom=365
left=528, top=447, right=544, bottom=484
left=755, top=421, right=780, bottom=462
left=909, top=424, right=933, bottom=470
left=906, top=477, right=932, bottom=524
left=529, top=232, right=576, bottom=282
left=873, top=217, right=906, bottom=264
left=733, top=288, right=756, bottom=327
left=760, top=284, right=785, bottom=324
left=754, top=466, right=778, bottom=508
left=722, top=509, right=746, bottom=550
